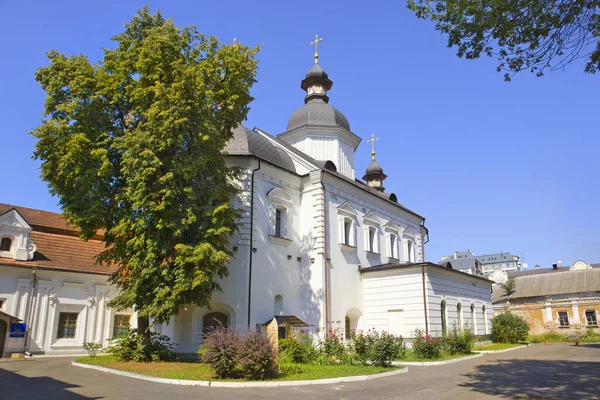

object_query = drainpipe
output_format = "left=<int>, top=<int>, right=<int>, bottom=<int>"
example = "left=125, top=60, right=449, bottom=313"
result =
left=24, top=268, right=37, bottom=351
left=319, top=171, right=329, bottom=332
left=421, top=264, right=429, bottom=335
left=247, top=159, right=261, bottom=329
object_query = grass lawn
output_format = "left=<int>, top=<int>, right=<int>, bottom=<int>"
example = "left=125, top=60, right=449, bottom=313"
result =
left=395, top=352, right=474, bottom=363
left=75, top=356, right=399, bottom=381
left=473, top=343, right=524, bottom=351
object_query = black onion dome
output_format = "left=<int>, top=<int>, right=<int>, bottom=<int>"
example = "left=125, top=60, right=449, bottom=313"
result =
left=287, top=99, right=350, bottom=131
left=365, top=160, right=384, bottom=175
left=305, top=63, right=328, bottom=79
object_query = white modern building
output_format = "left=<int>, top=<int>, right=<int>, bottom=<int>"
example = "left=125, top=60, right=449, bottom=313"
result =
left=0, top=54, right=493, bottom=357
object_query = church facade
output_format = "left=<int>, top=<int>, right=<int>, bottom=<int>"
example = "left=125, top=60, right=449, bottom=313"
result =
left=0, top=53, right=493, bottom=357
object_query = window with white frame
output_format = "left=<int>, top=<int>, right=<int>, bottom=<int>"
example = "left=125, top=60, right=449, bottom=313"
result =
left=57, top=312, right=78, bottom=339
left=558, top=311, right=569, bottom=327
left=0, top=237, right=12, bottom=252
left=337, top=202, right=358, bottom=249
left=402, top=228, right=417, bottom=263
left=363, top=212, right=381, bottom=254
left=267, top=188, right=294, bottom=240
left=383, top=220, right=400, bottom=261
left=585, top=310, right=598, bottom=326
left=407, top=240, right=415, bottom=262
left=390, top=234, right=397, bottom=259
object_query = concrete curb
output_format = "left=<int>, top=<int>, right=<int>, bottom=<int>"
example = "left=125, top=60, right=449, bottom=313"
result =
left=71, top=362, right=408, bottom=387
left=392, top=352, right=483, bottom=366
left=473, top=345, right=528, bottom=354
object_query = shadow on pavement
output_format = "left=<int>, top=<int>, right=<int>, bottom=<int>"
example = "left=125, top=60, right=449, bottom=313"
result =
left=0, top=367, right=99, bottom=400
left=460, top=358, right=600, bottom=399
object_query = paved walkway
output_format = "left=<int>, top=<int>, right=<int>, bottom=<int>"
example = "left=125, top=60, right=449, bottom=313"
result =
left=1, top=343, right=598, bottom=399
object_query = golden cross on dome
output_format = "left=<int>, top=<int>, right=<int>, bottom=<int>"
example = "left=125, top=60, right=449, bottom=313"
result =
left=367, top=134, right=379, bottom=161
left=310, top=34, right=323, bottom=64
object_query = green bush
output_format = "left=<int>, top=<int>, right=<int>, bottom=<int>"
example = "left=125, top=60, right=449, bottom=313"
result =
left=238, top=330, right=276, bottom=380
left=279, top=331, right=318, bottom=364
left=444, top=326, right=475, bottom=355
left=369, top=331, right=402, bottom=367
left=83, top=341, right=103, bottom=357
left=491, top=312, right=529, bottom=343
left=107, top=329, right=175, bottom=362
left=348, top=329, right=370, bottom=363
left=528, top=332, right=568, bottom=343
left=412, top=329, right=442, bottom=359
left=200, top=326, right=240, bottom=379
left=321, top=330, right=346, bottom=360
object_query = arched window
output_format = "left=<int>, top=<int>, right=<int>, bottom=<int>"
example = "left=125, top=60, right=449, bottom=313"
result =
left=274, top=295, right=283, bottom=316
left=482, top=305, right=488, bottom=334
left=343, top=218, right=352, bottom=246
left=202, top=312, right=229, bottom=335
left=390, top=234, right=397, bottom=259
left=470, top=303, right=476, bottom=333
left=368, top=227, right=377, bottom=253
left=345, top=316, right=351, bottom=339
left=457, top=303, right=463, bottom=329
left=0, top=237, right=11, bottom=252
left=441, top=300, right=447, bottom=336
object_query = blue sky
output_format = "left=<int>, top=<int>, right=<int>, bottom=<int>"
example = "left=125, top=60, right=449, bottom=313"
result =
left=0, top=1, right=598, bottom=269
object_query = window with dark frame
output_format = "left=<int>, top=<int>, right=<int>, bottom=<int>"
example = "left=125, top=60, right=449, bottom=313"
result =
left=345, top=316, right=351, bottom=339
left=112, top=314, right=131, bottom=338
left=275, top=208, right=282, bottom=237
left=558, top=311, right=570, bottom=327
left=278, top=327, right=286, bottom=339
left=57, top=312, right=78, bottom=339
left=390, top=234, right=396, bottom=258
left=343, top=218, right=352, bottom=245
left=585, top=310, right=598, bottom=326
left=0, top=237, right=11, bottom=252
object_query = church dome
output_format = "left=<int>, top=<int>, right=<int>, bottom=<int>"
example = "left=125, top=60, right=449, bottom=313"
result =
left=365, top=160, right=384, bottom=175
left=287, top=99, right=350, bottom=131
left=305, top=63, right=328, bottom=79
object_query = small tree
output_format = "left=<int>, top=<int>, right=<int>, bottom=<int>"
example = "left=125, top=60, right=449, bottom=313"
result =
left=491, top=312, right=530, bottom=343
left=500, top=279, right=517, bottom=300
left=31, top=7, right=258, bottom=359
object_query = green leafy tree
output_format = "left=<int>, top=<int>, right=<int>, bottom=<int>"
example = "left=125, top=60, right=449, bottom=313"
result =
left=406, top=0, right=600, bottom=80
left=31, top=7, right=259, bottom=358
left=500, top=278, right=517, bottom=300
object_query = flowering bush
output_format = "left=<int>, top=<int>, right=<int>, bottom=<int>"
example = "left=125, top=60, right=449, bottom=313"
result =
left=412, top=329, right=442, bottom=359
left=321, top=329, right=346, bottom=360
left=443, top=326, right=475, bottom=355
left=369, top=330, right=402, bottom=366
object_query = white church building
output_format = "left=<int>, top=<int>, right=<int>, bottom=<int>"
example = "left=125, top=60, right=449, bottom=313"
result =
left=0, top=52, right=493, bottom=357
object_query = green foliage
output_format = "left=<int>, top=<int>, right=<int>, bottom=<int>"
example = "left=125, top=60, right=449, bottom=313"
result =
left=82, top=341, right=103, bottom=357
left=500, top=279, right=517, bottom=299
left=321, top=330, right=346, bottom=360
left=107, top=329, right=175, bottom=362
left=528, top=332, right=568, bottom=343
left=30, top=6, right=259, bottom=346
left=368, top=331, right=402, bottom=367
left=443, top=326, right=475, bottom=355
left=279, top=331, right=318, bottom=364
left=200, top=325, right=240, bottom=379
left=412, top=329, right=443, bottom=359
left=491, top=312, right=530, bottom=343
left=238, top=330, right=276, bottom=380
left=406, top=0, right=600, bottom=80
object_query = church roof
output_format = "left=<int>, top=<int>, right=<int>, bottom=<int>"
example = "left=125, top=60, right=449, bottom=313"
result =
left=286, top=98, right=350, bottom=131
left=224, top=125, right=297, bottom=173
left=361, top=262, right=493, bottom=283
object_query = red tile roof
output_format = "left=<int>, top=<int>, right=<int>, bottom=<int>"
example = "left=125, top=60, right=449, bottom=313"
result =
left=0, top=203, right=114, bottom=275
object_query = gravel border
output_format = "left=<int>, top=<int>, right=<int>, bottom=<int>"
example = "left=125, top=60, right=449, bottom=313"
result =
left=71, top=361, right=408, bottom=387
left=392, top=352, right=483, bottom=366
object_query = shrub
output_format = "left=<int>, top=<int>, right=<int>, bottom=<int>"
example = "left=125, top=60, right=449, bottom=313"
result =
left=238, top=330, right=276, bottom=380
left=321, top=329, right=346, bottom=360
left=348, top=329, right=370, bottom=363
left=279, top=330, right=318, bottom=364
left=444, top=326, right=475, bottom=355
left=412, top=329, right=442, bottom=359
left=278, top=362, right=305, bottom=376
left=201, top=325, right=240, bottom=379
left=528, top=332, right=568, bottom=343
left=369, top=331, right=402, bottom=367
left=107, top=329, right=175, bottom=362
left=83, top=341, right=103, bottom=357
left=491, top=312, right=529, bottom=343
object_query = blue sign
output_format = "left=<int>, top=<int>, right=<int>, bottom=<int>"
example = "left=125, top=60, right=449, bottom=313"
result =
left=9, top=323, right=26, bottom=338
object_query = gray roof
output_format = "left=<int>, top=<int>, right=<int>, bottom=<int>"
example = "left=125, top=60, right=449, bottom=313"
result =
left=365, top=160, right=384, bottom=175
left=478, top=253, right=517, bottom=263
left=287, top=98, right=350, bottom=131
left=361, top=262, right=493, bottom=283
left=507, top=267, right=569, bottom=278
left=224, top=125, right=296, bottom=173
left=492, top=268, right=600, bottom=303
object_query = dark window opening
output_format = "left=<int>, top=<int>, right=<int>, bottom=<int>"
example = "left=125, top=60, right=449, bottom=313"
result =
left=203, top=312, right=229, bottom=335
left=558, top=311, right=570, bottom=327
left=586, top=310, right=598, bottom=326
left=0, top=238, right=11, bottom=252
left=57, top=312, right=78, bottom=339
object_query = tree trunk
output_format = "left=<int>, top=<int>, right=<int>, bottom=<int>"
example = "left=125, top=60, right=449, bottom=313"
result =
left=137, top=316, right=152, bottom=360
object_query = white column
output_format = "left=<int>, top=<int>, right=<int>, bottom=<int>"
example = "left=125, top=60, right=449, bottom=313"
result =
left=543, top=302, right=552, bottom=322
left=33, top=280, right=52, bottom=348
left=15, top=278, right=32, bottom=321
left=572, top=301, right=580, bottom=324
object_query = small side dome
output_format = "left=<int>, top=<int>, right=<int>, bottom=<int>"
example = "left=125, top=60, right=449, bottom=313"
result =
left=324, top=160, right=337, bottom=172
left=365, top=160, right=384, bottom=175
left=305, top=63, right=328, bottom=79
